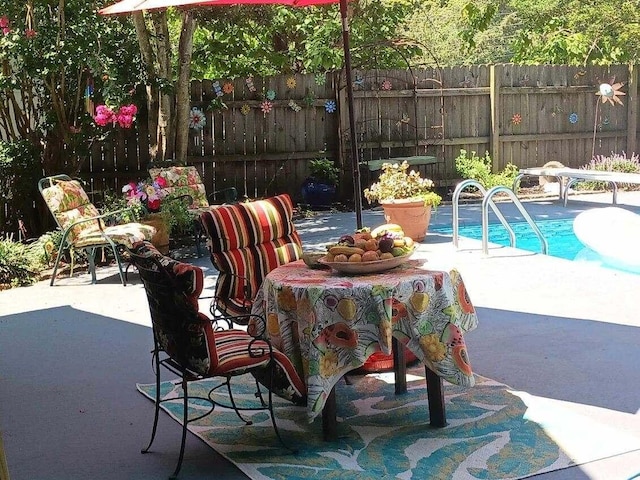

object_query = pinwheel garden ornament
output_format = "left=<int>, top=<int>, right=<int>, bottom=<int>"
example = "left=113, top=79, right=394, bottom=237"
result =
left=597, top=82, right=625, bottom=106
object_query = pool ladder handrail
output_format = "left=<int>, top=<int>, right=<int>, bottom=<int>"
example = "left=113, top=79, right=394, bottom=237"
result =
left=452, top=180, right=516, bottom=249
left=452, top=180, right=548, bottom=255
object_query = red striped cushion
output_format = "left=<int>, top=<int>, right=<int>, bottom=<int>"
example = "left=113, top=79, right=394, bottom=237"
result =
left=200, top=195, right=302, bottom=315
left=212, top=330, right=306, bottom=402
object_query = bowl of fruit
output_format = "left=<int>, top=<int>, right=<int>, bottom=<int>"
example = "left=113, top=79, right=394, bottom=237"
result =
left=318, top=223, right=416, bottom=274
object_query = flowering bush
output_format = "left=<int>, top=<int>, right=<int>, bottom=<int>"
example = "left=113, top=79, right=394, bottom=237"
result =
left=122, top=177, right=168, bottom=213
left=94, top=104, right=138, bottom=129
left=364, top=161, right=442, bottom=207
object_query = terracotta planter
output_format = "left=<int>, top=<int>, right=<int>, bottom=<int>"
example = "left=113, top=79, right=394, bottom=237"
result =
left=381, top=200, right=432, bottom=241
left=140, top=213, right=170, bottom=255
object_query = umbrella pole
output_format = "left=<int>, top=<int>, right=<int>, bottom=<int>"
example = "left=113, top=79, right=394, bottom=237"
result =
left=340, top=0, right=363, bottom=229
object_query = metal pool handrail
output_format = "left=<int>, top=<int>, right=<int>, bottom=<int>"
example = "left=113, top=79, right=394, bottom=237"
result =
left=481, top=186, right=548, bottom=255
left=452, top=180, right=515, bottom=249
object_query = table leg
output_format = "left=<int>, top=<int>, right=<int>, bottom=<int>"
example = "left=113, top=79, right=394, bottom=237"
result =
left=425, top=366, right=446, bottom=427
left=322, top=386, right=338, bottom=441
left=392, top=337, right=407, bottom=394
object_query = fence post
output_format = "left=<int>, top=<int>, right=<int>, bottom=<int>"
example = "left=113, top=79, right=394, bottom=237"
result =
left=627, top=63, right=638, bottom=155
left=490, top=64, right=501, bottom=172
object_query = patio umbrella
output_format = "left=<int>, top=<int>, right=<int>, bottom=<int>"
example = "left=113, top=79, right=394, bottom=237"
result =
left=100, top=0, right=363, bottom=228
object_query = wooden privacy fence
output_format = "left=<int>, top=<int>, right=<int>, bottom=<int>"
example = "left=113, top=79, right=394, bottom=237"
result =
left=5, top=64, right=640, bottom=237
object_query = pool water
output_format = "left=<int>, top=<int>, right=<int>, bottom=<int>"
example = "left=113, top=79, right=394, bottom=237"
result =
left=433, top=218, right=584, bottom=261
left=433, top=217, right=640, bottom=275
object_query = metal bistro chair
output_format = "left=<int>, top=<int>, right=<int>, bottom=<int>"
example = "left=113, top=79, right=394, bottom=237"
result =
left=38, top=174, right=156, bottom=286
left=129, top=241, right=306, bottom=479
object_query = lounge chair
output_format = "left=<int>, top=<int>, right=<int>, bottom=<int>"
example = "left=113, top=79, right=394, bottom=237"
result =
left=38, top=174, right=156, bottom=285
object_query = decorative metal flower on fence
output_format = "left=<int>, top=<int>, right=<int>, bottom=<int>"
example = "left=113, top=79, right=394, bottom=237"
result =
left=286, top=77, right=297, bottom=89
left=245, top=76, right=256, bottom=92
left=381, top=80, right=392, bottom=91
left=325, top=100, right=337, bottom=113
left=260, top=100, right=273, bottom=114
left=240, top=104, right=251, bottom=115
left=511, top=113, right=522, bottom=125
left=222, top=82, right=234, bottom=94
left=288, top=99, right=302, bottom=112
left=597, top=82, right=625, bottom=106
left=266, top=89, right=277, bottom=101
left=189, top=107, right=206, bottom=130
left=315, top=73, right=326, bottom=86
left=569, top=113, right=579, bottom=124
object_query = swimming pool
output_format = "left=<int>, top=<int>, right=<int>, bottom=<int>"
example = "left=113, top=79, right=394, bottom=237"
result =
left=432, top=218, right=638, bottom=274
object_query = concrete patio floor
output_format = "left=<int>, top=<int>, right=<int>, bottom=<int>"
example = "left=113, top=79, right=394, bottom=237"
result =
left=1, top=190, right=640, bottom=479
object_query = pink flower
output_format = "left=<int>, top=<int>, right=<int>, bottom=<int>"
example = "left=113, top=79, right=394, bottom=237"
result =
left=25, top=29, right=36, bottom=38
left=94, top=105, right=115, bottom=126
left=2, top=27, right=10, bottom=35
left=115, top=104, right=137, bottom=128
left=119, top=104, right=137, bottom=116
left=116, top=114, right=134, bottom=128
left=0, top=16, right=9, bottom=29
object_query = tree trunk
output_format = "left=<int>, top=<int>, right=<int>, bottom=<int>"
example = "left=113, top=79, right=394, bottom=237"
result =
left=174, top=11, right=196, bottom=163
left=132, top=12, right=160, bottom=162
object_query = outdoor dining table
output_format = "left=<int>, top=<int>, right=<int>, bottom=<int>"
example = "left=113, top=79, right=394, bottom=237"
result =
left=251, top=258, right=479, bottom=440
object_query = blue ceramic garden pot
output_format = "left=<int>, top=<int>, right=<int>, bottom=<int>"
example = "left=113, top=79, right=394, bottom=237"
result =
left=301, top=178, right=336, bottom=210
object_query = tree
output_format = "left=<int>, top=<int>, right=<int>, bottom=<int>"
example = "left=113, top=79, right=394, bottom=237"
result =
left=458, top=0, right=640, bottom=65
left=0, top=0, right=142, bottom=173
left=0, top=0, right=141, bottom=234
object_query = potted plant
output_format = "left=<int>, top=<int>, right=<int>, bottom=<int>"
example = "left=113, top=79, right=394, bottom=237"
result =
left=301, top=158, right=340, bottom=210
left=363, top=161, right=442, bottom=241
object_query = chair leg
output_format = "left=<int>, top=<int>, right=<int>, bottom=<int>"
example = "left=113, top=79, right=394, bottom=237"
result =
left=49, top=247, right=66, bottom=286
left=87, top=247, right=97, bottom=284
left=111, top=245, right=127, bottom=286
left=170, top=377, right=189, bottom=480
left=142, top=352, right=162, bottom=454
left=266, top=364, right=296, bottom=453
left=193, top=220, right=203, bottom=258
left=225, top=379, right=253, bottom=425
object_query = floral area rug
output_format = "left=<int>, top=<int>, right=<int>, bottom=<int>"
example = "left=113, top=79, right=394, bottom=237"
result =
left=137, top=367, right=640, bottom=480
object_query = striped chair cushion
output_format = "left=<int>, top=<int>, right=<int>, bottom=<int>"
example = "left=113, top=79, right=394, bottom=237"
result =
left=200, top=194, right=302, bottom=316
left=213, top=330, right=306, bottom=404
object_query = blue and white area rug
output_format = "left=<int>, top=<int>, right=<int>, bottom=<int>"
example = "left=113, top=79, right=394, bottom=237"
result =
left=137, top=368, right=640, bottom=479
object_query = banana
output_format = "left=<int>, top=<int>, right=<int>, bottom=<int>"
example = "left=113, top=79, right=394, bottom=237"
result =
left=371, top=223, right=404, bottom=238
left=329, top=245, right=366, bottom=256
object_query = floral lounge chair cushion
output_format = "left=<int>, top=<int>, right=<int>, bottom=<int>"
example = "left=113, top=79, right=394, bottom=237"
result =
left=199, top=194, right=302, bottom=317
left=131, top=241, right=306, bottom=405
left=41, top=178, right=156, bottom=249
left=149, top=166, right=209, bottom=210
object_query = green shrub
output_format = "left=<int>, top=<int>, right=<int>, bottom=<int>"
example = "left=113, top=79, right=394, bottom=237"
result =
left=0, top=230, right=67, bottom=288
left=455, top=149, right=519, bottom=189
left=577, top=152, right=640, bottom=191
left=161, top=195, right=195, bottom=238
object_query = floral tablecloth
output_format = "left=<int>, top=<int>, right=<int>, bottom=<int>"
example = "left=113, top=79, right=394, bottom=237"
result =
left=251, top=259, right=479, bottom=422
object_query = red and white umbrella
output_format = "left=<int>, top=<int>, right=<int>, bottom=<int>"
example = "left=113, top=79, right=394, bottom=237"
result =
left=100, top=0, right=363, bottom=227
